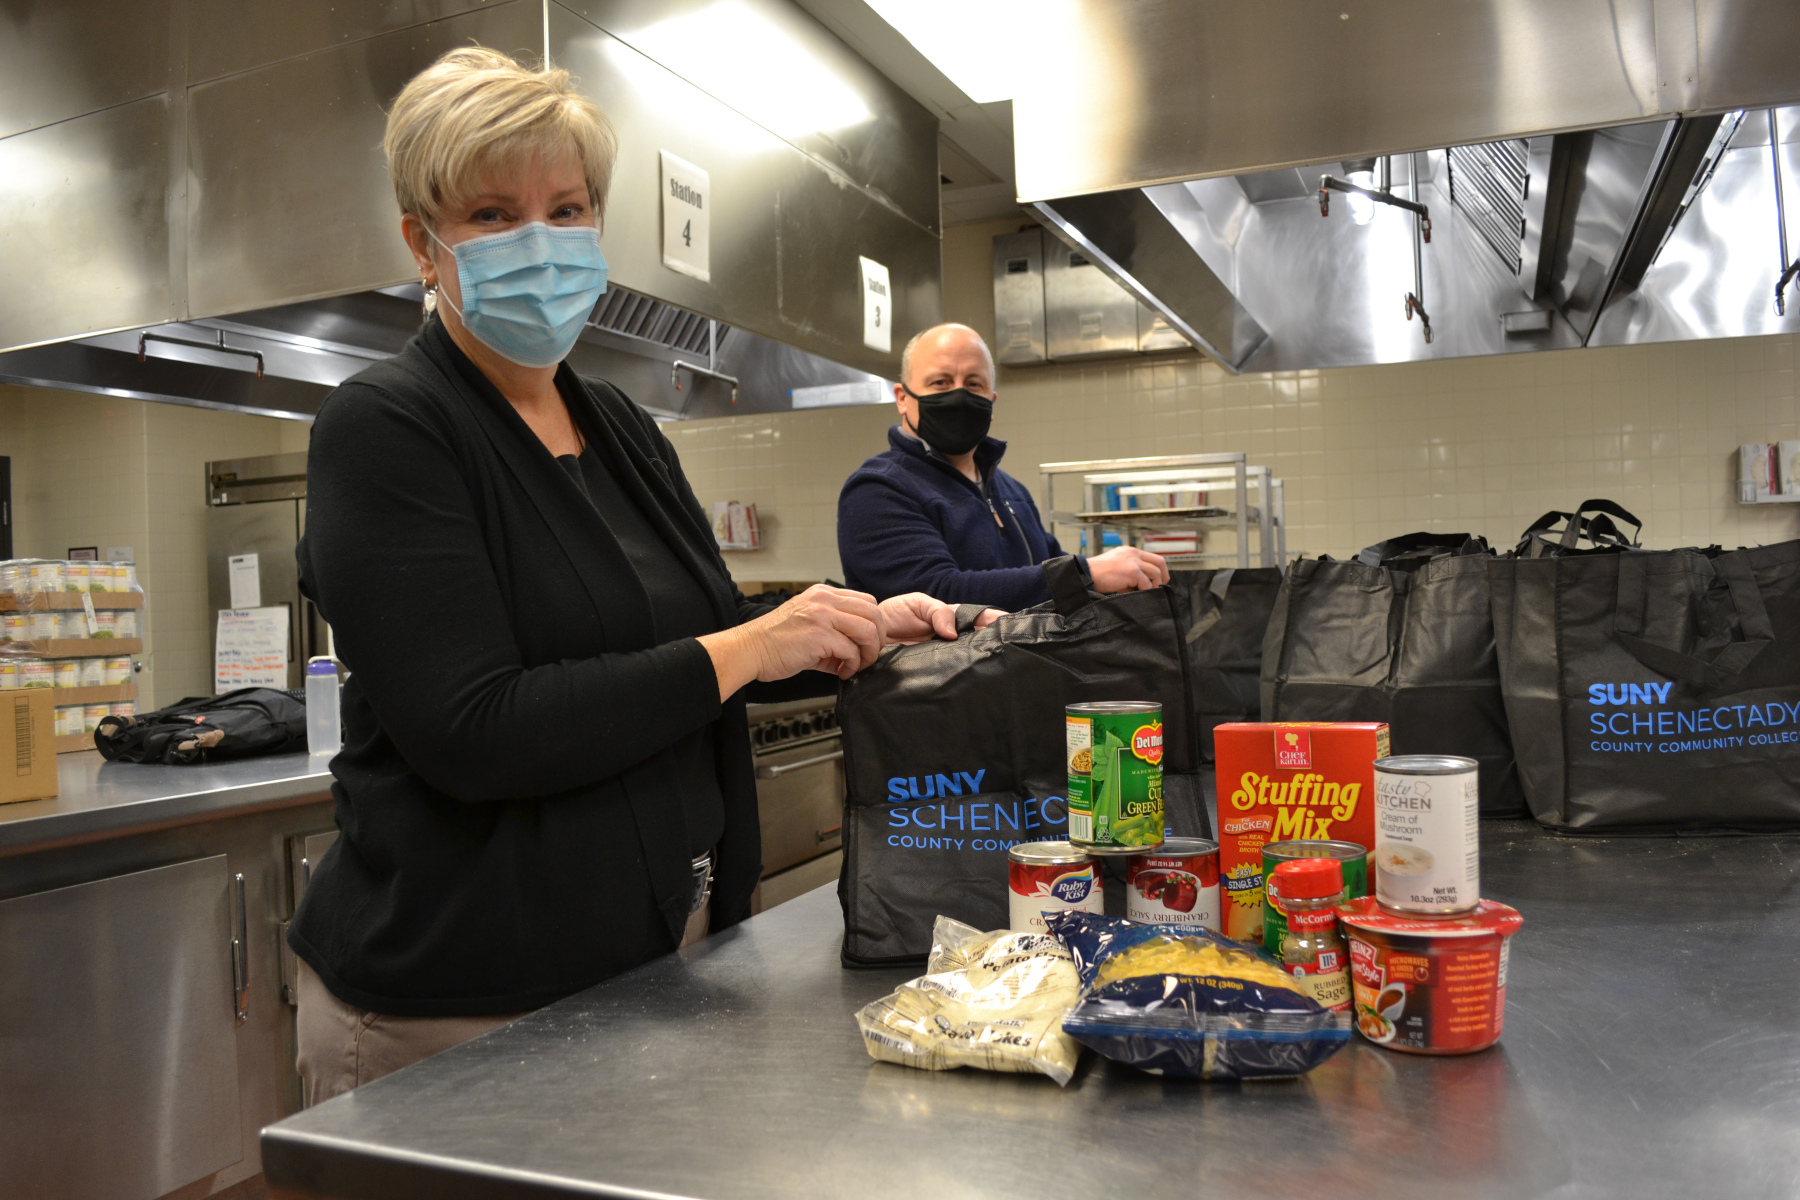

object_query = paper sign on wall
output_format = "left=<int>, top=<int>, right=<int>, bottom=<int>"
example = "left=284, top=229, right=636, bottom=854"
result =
left=661, top=150, right=711, bottom=282
left=228, top=553, right=262, bottom=609
left=860, top=256, right=891, bottom=353
left=215, top=607, right=289, bottom=693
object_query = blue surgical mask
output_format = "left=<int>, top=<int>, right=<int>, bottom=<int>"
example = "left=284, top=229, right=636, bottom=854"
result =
left=429, top=222, right=607, bottom=368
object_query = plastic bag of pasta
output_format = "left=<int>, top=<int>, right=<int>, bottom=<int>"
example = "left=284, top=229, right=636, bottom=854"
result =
left=1044, top=911, right=1351, bottom=1080
left=854, top=916, right=1083, bottom=1085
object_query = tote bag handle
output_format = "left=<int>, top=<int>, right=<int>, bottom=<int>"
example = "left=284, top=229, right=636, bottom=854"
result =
left=1519, top=499, right=1643, bottom=558
left=1044, top=554, right=1098, bottom=616
left=1355, top=531, right=1488, bottom=568
left=1614, top=551, right=1775, bottom=686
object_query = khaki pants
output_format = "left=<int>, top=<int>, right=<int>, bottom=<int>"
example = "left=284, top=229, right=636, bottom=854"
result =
left=295, top=902, right=710, bottom=1106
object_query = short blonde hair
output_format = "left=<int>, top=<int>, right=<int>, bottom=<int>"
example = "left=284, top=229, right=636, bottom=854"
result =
left=384, top=46, right=618, bottom=225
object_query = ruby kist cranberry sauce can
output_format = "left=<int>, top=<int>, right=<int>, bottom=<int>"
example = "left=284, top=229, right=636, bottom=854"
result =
left=1126, top=837, right=1221, bottom=931
left=1008, top=840, right=1104, bottom=932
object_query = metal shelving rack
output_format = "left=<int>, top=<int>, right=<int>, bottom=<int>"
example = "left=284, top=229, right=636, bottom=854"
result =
left=1039, top=452, right=1287, bottom=569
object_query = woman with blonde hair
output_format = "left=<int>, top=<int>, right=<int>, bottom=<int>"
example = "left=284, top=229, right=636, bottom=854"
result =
left=288, top=46, right=957, bottom=1102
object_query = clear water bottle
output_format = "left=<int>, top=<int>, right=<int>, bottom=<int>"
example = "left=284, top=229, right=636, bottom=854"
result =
left=305, top=658, right=341, bottom=756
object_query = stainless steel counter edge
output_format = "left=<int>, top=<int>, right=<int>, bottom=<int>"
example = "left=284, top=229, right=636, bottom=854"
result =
left=0, top=751, right=334, bottom=857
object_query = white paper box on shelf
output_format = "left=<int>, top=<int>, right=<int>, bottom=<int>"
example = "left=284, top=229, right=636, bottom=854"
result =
left=710, top=501, right=761, bottom=551
left=1740, top=443, right=1775, bottom=502
left=1780, top=441, right=1800, bottom=496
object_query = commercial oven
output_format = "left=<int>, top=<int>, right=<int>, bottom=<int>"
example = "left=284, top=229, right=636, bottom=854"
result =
left=745, top=695, right=844, bottom=911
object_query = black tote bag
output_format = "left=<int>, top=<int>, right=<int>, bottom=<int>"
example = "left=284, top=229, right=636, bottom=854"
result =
left=1168, top=567, right=1283, bottom=761
left=1492, top=538, right=1800, bottom=831
left=836, top=558, right=1209, bottom=966
left=1261, top=534, right=1525, bottom=817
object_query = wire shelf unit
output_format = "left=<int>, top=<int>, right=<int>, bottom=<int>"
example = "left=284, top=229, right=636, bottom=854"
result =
left=1039, top=452, right=1287, bottom=569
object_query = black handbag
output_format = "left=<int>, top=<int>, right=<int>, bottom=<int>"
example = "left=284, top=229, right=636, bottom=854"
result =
left=94, top=687, right=309, bottom=764
left=1492, top=536, right=1800, bottom=831
left=1168, top=567, right=1283, bottom=761
left=836, top=557, right=1210, bottom=966
left=1261, top=533, right=1526, bottom=817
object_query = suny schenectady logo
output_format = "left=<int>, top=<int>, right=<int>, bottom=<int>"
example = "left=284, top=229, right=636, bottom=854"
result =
left=879, top=768, right=1065, bottom=851
left=1586, top=681, right=1800, bottom=753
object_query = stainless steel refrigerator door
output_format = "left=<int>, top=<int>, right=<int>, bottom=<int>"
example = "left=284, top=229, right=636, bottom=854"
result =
left=206, top=499, right=302, bottom=689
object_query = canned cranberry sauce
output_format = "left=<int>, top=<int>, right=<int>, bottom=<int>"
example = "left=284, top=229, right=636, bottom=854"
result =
left=1126, top=838, right=1220, bottom=932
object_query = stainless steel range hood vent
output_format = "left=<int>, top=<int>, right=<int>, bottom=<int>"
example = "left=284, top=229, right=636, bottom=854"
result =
left=0, top=284, right=891, bottom=423
left=0, top=0, right=942, bottom=382
left=1447, top=140, right=1528, bottom=277
left=1002, top=0, right=1800, bottom=371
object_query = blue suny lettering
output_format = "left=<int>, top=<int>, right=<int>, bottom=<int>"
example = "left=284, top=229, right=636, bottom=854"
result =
left=936, top=773, right=963, bottom=797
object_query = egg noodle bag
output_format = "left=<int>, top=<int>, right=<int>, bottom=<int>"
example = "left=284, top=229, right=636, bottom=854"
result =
left=855, top=916, right=1083, bottom=1086
left=1044, top=911, right=1351, bottom=1081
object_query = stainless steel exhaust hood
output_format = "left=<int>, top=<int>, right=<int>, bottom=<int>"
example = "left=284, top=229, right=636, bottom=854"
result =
left=0, top=284, right=892, bottom=422
left=1004, top=0, right=1800, bottom=373
left=0, top=0, right=940, bottom=414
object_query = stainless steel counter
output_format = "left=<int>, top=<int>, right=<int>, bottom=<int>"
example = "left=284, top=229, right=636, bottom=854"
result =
left=260, top=822, right=1800, bottom=1200
left=0, top=750, right=332, bottom=856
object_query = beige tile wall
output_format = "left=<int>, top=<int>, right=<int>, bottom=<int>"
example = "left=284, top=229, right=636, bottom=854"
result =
left=0, top=383, right=309, bottom=708
left=664, top=222, right=1800, bottom=584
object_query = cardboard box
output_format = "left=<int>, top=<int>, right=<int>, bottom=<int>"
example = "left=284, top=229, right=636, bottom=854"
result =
left=0, top=688, right=58, bottom=804
left=1214, top=722, right=1388, bottom=942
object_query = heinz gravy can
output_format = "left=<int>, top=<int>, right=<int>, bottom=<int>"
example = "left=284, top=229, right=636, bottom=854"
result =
left=1372, top=755, right=1480, bottom=914
left=1008, top=841, right=1104, bottom=933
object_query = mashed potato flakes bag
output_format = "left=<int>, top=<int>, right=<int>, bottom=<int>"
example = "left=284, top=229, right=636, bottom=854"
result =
left=854, top=916, right=1083, bottom=1086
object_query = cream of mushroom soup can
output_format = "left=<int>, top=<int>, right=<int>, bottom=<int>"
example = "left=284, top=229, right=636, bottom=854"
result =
left=1372, top=755, right=1480, bottom=914
left=1007, top=840, right=1104, bottom=932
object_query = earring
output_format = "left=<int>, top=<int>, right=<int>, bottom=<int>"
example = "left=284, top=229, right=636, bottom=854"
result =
left=421, top=278, right=437, bottom=317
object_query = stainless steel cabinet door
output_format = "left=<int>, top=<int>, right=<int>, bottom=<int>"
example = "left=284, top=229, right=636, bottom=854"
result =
left=0, top=856, right=243, bottom=1200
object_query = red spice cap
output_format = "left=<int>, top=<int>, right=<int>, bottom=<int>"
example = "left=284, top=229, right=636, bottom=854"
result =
left=1271, top=856, right=1343, bottom=900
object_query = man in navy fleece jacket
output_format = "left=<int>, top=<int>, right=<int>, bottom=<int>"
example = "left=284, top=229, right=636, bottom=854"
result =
left=837, top=324, right=1168, bottom=610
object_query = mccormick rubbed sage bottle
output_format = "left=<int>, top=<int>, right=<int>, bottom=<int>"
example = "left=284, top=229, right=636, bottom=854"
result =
left=1268, top=857, right=1352, bottom=1012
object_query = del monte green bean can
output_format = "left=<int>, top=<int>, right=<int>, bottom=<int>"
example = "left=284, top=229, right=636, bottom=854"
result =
left=1066, top=701, right=1163, bottom=854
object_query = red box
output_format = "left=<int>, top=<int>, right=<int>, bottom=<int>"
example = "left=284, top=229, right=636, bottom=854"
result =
left=1214, top=722, right=1389, bottom=942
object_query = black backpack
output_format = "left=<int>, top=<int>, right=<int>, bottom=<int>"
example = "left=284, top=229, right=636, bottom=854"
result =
left=95, top=687, right=309, bottom=764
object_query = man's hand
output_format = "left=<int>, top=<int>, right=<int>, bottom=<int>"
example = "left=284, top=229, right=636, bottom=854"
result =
left=878, top=592, right=957, bottom=644
left=1086, top=546, right=1170, bottom=593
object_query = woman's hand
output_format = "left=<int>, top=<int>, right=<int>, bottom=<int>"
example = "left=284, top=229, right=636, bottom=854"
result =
left=877, top=593, right=957, bottom=644
left=699, top=585, right=883, bottom=700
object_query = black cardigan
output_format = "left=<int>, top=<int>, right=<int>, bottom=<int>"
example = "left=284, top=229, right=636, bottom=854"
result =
left=288, top=317, right=771, bottom=1017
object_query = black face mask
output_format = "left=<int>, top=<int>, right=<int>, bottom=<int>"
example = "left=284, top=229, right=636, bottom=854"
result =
left=902, top=384, right=994, bottom=457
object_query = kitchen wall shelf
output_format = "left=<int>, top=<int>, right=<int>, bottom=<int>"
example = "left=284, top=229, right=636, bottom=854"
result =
left=0, top=593, right=145, bottom=611
left=1040, top=452, right=1287, bottom=569
left=3, top=638, right=144, bottom=658
left=43, top=683, right=139, bottom=706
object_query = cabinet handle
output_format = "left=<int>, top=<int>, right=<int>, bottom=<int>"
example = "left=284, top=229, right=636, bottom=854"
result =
left=755, top=747, right=843, bottom=779
left=230, top=873, right=249, bottom=1025
left=815, top=824, right=842, bottom=844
